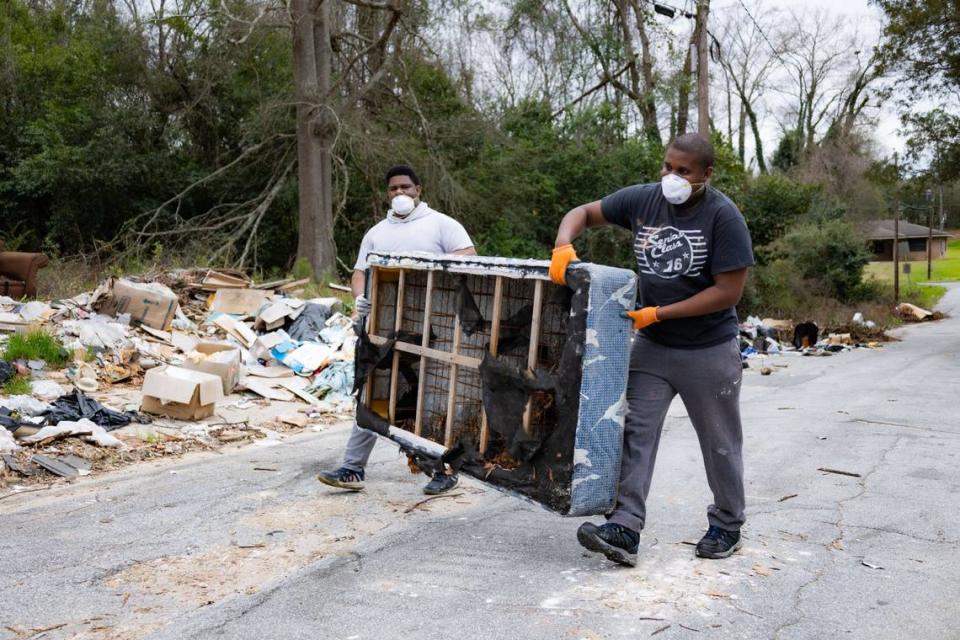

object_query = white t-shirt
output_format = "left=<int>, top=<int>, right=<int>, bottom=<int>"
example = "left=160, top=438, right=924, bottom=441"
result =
left=353, top=202, right=474, bottom=270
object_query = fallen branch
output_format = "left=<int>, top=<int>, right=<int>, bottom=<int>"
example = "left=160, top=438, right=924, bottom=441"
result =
left=403, top=491, right=464, bottom=513
left=0, top=486, right=53, bottom=502
left=817, top=467, right=862, bottom=478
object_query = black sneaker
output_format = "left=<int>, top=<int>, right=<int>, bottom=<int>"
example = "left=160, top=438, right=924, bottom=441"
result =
left=423, top=471, right=459, bottom=495
left=317, top=466, right=365, bottom=491
left=695, top=525, right=742, bottom=559
left=576, top=522, right=639, bottom=567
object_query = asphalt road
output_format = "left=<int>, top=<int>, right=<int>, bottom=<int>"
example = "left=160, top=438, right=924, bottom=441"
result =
left=1, top=286, right=958, bottom=640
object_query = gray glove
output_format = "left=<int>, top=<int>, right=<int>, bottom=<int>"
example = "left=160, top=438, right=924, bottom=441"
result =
left=354, top=295, right=372, bottom=316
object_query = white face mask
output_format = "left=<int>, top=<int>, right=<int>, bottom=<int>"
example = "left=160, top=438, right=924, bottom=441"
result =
left=660, top=173, right=703, bottom=205
left=391, top=194, right=417, bottom=216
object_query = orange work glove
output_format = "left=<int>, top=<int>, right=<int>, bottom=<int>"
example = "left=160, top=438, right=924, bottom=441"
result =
left=549, top=244, right=578, bottom=285
left=624, top=306, right=660, bottom=331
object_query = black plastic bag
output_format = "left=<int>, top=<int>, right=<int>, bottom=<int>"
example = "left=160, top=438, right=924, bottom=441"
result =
left=42, top=390, right=146, bottom=430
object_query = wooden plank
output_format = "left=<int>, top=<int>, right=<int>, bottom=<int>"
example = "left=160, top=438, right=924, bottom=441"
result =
left=414, top=271, right=434, bottom=436
left=276, top=378, right=323, bottom=406
left=444, top=313, right=463, bottom=447
left=364, top=267, right=380, bottom=410
left=388, top=270, right=406, bottom=423
left=522, top=279, right=544, bottom=434
left=479, top=276, right=503, bottom=455
left=275, top=278, right=311, bottom=292
left=369, top=334, right=482, bottom=369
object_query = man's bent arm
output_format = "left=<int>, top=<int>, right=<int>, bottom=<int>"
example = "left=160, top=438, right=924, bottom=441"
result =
left=553, top=200, right=607, bottom=247
left=351, top=269, right=365, bottom=299
left=656, top=269, right=748, bottom=321
left=453, top=246, right=477, bottom=256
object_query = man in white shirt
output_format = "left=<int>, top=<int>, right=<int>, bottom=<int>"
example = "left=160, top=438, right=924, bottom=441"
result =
left=319, top=164, right=476, bottom=495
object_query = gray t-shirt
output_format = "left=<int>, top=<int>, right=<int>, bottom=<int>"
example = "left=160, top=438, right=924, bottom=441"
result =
left=601, top=183, right=754, bottom=349
left=354, top=202, right=474, bottom=270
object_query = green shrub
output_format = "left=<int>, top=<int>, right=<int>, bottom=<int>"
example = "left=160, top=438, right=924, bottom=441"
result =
left=2, top=330, right=68, bottom=365
left=771, top=220, right=871, bottom=302
left=738, top=175, right=817, bottom=261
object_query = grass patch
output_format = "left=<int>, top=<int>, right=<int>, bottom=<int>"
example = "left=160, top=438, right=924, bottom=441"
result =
left=865, top=237, right=960, bottom=284
left=901, top=283, right=948, bottom=310
left=2, top=374, right=32, bottom=395
left=2, top=330, right=68, bottom=365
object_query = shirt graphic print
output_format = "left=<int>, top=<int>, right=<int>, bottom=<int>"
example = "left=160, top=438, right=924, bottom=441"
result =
left=635, top=225, right=708, bottom=279
left=600, top=183, right=755, bottom=348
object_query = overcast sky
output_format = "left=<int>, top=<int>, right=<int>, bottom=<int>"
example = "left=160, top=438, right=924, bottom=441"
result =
left=719, top=0, right=905, bottom=157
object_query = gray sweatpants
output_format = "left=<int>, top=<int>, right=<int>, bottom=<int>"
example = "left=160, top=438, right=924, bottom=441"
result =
left=607, top=335, right=746, bottom=533
left=342, top=422, right=378, bottom=472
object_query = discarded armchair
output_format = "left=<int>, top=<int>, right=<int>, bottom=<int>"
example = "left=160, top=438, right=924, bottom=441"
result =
left=0, top=243, right=49, bottom=299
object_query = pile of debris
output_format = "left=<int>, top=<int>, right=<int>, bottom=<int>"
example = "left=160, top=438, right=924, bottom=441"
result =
left=895, top=302, right=944, bottom=323
left=1, top=269, right=355, bottom=485
left=738, top=313, right=889, bottom=371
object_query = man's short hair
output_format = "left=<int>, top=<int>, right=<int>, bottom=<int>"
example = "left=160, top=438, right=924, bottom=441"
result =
left=385, top=164, right=421, bottom=186
left=668, top=134, right=714, bottom=170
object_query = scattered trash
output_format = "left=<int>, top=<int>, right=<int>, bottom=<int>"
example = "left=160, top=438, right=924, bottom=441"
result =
left=30, top=380, right=65, bottom=401
left=1, top=395, right=50, bottom=416
left=95, top=278, right=179, bottom=330
left=861, top=560, right=884, bottom=570
left=182, top=342, right=241, bottom=394
left=278, top=414, right=308, bottom=428
left=1, top=266, right=356, bottom=484
left=140, top=367, right=224, bottom=420
left=210, top=288, right=272, bottom=316
left=286, top=300, right=341, bottom=342
left=21, top=419, right=123, bottom=448
left=44, top=390, right=138, bottom=429
left=0, top=361, right=15, bottom=386
left=896, top=302, right=938, bottom=322
left=32, top=454, right=85, bottom=477
left=792, top=322, right=819, bottom=349
left=2, top=453, right=35, bottom=475
left=0, top=428, right=19, bottom=453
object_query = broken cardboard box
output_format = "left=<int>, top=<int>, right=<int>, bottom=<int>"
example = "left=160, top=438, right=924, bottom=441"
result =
left=182, top=341, right=241, bottom=394
left=97, top=278, right=179, bottom=330
left=141, top=366, right=224, bottom=420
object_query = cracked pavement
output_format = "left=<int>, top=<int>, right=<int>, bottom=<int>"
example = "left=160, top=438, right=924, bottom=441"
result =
left=1, top=284, right=958, bottom=639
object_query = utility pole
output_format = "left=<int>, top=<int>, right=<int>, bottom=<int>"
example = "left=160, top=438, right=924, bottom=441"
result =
left=696, top=0, right=710, bottom=137
left=893, top=153, right=900, bottom=303
left=939, top=184, right=946, bottom=230
left=926, top=189, right=934, bottom=280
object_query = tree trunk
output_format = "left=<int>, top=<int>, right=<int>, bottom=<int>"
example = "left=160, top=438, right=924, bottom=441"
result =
left=724, top=70, right=733, bottom=148
left=695, top=0, right=710, bottom=137
left=292, top=0, right=337, bottom=279
left=737, top=101, right=746, bottom=164
left=628, top=0, right=661, bottom=145
left=677, top=43, right=692, bottom=136
left=745, top=101, right=767, bottom=174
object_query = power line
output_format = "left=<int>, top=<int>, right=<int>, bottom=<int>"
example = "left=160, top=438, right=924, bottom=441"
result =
left=735, top=0, right=792, bottom=70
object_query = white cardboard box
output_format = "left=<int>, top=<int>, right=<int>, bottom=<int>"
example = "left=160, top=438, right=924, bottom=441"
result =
left=140, top=366, right=224, bottom=421
left=182, top=342, right=241, bottom=394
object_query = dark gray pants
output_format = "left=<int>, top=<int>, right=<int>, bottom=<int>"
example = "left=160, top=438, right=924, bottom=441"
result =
left=607, top=335, right=746, bottom=533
